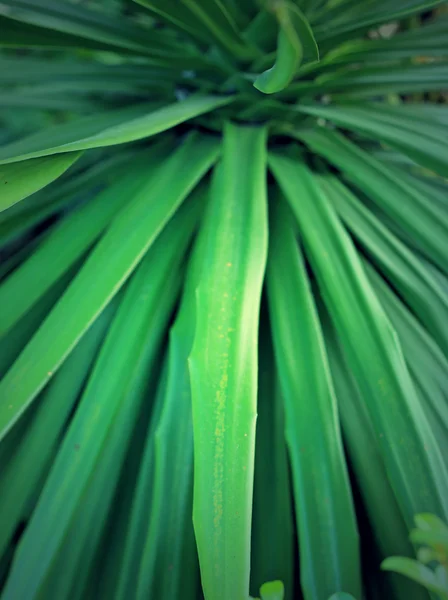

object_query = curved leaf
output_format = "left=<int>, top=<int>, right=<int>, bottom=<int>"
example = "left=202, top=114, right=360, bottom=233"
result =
left=0, top=152, right=81, bottom=213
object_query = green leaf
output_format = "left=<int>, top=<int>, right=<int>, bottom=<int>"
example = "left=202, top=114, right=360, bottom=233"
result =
left=266, top=193, right=361, bottom=600
left=0, top=265, right=81, bottom=378
left=116, top=195, right=208, bottom=600
left=0, top=96, right=232, bottom=164
left=0, top=133, right=219, bottom=441
left=319, top=175, right=448, bottom=356
left=250, top=324, right=294, bottom=599
left=299, top=63, right=448, bottom=98
left=323, top=16, right=448, bottom=64
left=322, top=308, right=423, bottom=600
left=112, top=357, right=168, bottom=600
left=134, top=220, right=208, bottom=600
left=366, top=265, right=448, bottom=470
left=243, top=10, right=278, bottom=52
left=296, top=128, right=448, bottom=275
left=189, top=123, right=268, bottom=600
left=181, top=0, right=256, bottom=60
left=0, top=0, right=190, bottom=57
left=410, top=529, right=448, bottom=552
left=0, top=302, right=113, bottom=560
left=381, top=557, right=448, bottom=598
left=298, top=103, right=448, bottom=178
left=260, top=580, right=285, bottom=600
left=0, top=151, right=139, bottom=251
left=0, top=202, right=195, bottom=598
left=0, top=152, right=81, bottom=213
left=269, top=151, right=448, bottom=526
left=134, top=0, right=213, bottom=43
left=0, top=146, right=172, bottom=337
left=313, top=0, right=446, bottom=47
left=415, top=514, right=448, bottom=533
left=254, top=2, right=318, bottom=94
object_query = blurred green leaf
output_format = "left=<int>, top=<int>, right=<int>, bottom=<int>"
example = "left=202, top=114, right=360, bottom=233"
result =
left=0, top=97, right=231, bottom=164
left=0, top=153, right=81, bottom=213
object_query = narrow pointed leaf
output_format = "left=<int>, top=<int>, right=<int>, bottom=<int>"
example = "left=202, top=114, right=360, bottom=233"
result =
left=319, top=175, right=448, bottom=356
left=0, top=153, right=81, bottom=213
left=266, top=194, right=361, bottom=600
left=321, top=305, right=429, bottom=600
left=0, top=143, right=172, bottom=337
left=0, top=134, right=219, bottom=441
left=117, top=192, right=208, bottom=600
left=189, top=123, right=268, bottom=600
left=299, top=103, right=448, bottom=177
left=181, top=0, right=256, bottom=60
left=250, top=321, right=294, bottom=599
left=269, top=152, right=448, bottom=526
left=1, top=198, right=197, bottom=599
left=296, top=128, right=448, bottom=275
left=0, top=0, right=192, bottom=57
left=0, top=96, right=231, bottom=164
left=0, top=303, right=114, bottom=560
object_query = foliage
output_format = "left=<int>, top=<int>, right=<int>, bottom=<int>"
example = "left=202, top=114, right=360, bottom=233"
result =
left=0, top=0, right=447, bottom=599
left=382, top=514, right=448, bottom=599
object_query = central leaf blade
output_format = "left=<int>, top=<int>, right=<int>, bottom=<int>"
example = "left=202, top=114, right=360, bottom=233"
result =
left=189, top=123, right=268, bottom=600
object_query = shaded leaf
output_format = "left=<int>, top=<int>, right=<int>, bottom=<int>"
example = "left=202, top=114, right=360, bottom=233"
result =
left=0, top=153, right=81, bottom=213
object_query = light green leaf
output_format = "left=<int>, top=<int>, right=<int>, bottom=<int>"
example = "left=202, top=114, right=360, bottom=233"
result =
left=410, top=529, right=448, bottom=551
left=382, top=557, right=448, bottom=598
left=366, top=263, right=448, bottom=470
left=0, top=95, right=232, bottom=164
left=415, top=514, right=448, bottom=533
left=254, top=2, right=318, bottom=94
left=0, top=152, right=81, bottom=213
left=189, top=123, right=268, bottom=600
left=260, top=580, right=285, bottom=600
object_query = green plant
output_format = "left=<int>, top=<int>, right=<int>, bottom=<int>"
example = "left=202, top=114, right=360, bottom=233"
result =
left=0, top=1, right=447, bottom=599
left=382, top=514, right=448, bottom=599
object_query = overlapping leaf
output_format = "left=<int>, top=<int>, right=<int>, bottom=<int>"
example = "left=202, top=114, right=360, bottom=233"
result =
left=269, top=152, right=448, bottom=526
left=266, top=193, right=361, bottom=600
left=0, top=133, right=219, bottom=440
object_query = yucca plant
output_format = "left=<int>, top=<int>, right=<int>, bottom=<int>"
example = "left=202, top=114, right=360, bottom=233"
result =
left=0, top=0, right=447, bottom=599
